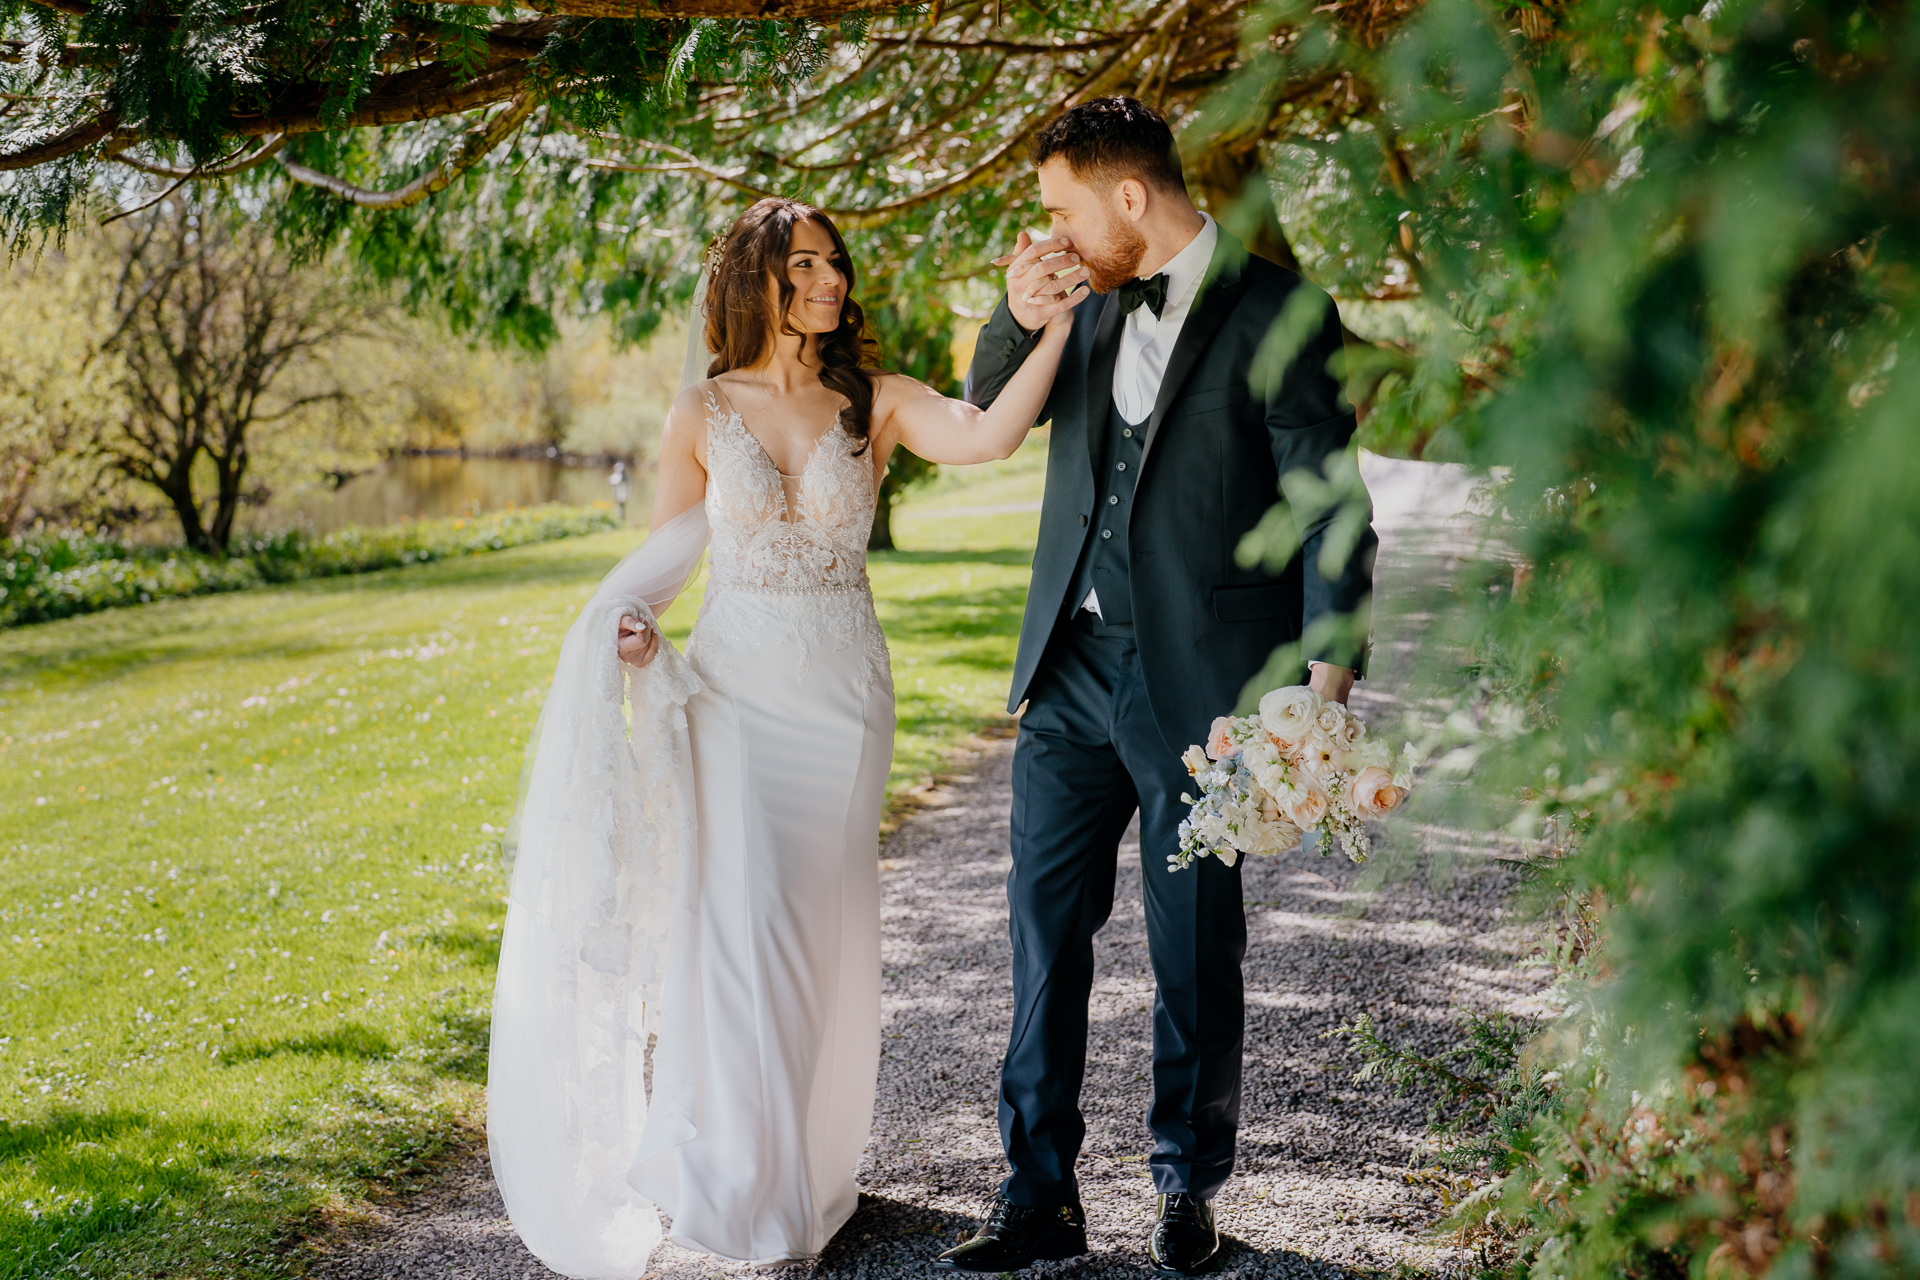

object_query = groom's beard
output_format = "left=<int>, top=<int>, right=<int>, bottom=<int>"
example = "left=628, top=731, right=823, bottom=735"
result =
left=1083, top=216, right=1148, bottom=295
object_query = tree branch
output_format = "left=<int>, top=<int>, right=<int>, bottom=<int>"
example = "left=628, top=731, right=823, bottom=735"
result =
left=224, top=64, right=529, bottom=138
left=0, top=109, right=120, bottom=172
left=866, top=32, right=1141, bottom=51
left=278, top=92, right=537, bottom=209
left=430, top=0, right=913, bottom=17
left=114, top=133, right=288, bottom=180
left=587, top=1, right=1175, bottom=226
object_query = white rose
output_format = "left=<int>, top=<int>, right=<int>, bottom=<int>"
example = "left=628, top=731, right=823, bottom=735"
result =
left=1333, top=707, right=1366, bottom=749
left=1351, top=738, right=1393, bottom=772
left=1182, top=745, right=1210, bottom=776
left=1258, top=686, right=1322, bottom=748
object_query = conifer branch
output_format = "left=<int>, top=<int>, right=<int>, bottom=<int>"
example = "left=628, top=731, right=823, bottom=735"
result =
left=276, top=93, right=537, bottom=209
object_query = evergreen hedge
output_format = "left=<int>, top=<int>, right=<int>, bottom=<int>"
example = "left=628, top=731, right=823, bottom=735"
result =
left=0, top=505, right=619, bottom=628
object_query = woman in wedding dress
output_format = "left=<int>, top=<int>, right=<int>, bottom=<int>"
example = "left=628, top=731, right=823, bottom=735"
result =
left=487, top=196, right=1088, bottom=1279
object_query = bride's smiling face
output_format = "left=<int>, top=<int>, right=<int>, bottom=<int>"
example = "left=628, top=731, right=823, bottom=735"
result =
left=773, top=219, right=848, bottom=336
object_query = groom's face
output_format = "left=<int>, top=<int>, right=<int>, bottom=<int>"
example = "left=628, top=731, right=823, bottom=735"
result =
left=1037, top=157, right=1147, bottom=294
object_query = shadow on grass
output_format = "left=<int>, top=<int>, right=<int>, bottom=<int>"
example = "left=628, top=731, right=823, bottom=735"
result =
left=0, top=1083, right=469, bottom=1280
left=0, top=1108, right=246, bottom=1278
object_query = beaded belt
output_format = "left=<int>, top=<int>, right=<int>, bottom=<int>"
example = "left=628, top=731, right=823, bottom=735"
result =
left=720, top=579, right=867, bottom=597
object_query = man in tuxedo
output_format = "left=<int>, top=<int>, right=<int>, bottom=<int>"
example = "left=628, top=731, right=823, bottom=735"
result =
left=935, top=98, right=1375, bottom=1275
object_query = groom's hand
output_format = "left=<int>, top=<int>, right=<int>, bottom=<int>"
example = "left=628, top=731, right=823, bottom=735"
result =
left=994, top=231, right=1088, bottom=334
left=1307, top=661, right=1355, bottom=706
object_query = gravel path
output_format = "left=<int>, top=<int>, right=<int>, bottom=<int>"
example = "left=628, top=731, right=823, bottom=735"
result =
left=308, top=456, right=1549, bottom=1280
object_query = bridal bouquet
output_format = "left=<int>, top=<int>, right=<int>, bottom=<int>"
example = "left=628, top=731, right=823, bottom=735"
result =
left=1171, top=686, right=1414, bottom=870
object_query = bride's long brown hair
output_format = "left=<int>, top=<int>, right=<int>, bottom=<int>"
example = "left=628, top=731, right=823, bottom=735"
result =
left=704, top=198, right=880, bottom=455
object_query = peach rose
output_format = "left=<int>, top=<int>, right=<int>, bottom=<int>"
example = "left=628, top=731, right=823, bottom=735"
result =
left=1206, top=716, right=1239, bottom=761
left=1283, top=779, right=1330, bottom=829
left=1352, top=766, right=1404, bottom=818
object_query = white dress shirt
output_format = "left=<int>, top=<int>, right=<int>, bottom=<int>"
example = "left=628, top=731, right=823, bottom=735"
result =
left=1110, top=213, right=1218, bottom=424
left=1081, top=215, right=1218, bottom=620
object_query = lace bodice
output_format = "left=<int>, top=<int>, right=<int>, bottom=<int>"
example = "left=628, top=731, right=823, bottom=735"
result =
left=702, top=390, right=876, bottom=592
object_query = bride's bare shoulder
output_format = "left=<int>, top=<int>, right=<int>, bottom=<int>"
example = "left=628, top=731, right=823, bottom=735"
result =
left=662, top=381, right=727, bottom=456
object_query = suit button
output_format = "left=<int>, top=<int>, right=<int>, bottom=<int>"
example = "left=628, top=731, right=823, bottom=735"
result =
left=1101, top=529, right=1113, bottom=539
left=1116, top=461, right=1127, bottom=471
left=1001, top=342, right=1014, bottom=357
left=1122, top=428, right=1133, bottom=438
left=1108, top=495, right=1119, bottom=505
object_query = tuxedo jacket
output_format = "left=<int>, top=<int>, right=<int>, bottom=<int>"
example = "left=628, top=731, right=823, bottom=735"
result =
left=966, top=230, right=1376, bottom=755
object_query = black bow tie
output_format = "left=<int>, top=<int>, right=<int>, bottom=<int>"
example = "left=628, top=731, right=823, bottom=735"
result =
left=1116, top=273, right=1169, bottom=319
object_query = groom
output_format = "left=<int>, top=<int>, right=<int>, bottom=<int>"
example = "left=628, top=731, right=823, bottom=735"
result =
left=936, top=98, right=1375, bottom=1274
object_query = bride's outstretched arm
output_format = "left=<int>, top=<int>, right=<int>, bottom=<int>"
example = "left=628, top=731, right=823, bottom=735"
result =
left=617, top=386, right=710, bottom=669
left=875, top=317, right=1071, bottom=465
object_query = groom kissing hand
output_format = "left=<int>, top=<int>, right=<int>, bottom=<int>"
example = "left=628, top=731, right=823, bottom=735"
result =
left=936, top=97, right=1375, bottom=1276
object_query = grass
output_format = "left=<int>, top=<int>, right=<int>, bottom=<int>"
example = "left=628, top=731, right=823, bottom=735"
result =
left=0, top=434, right=1046, bottom=1278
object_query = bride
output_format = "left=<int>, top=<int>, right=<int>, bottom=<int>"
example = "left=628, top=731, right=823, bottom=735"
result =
left=487, top=196, right=1088, bottom=1279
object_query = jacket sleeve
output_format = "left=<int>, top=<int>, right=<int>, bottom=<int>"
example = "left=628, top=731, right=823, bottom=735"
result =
left=964, top=295, right=1052, bottom=420
left=1265, top=286, right=1377, bottom=674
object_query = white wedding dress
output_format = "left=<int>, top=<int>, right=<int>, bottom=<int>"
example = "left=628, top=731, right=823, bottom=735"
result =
left=488, top=388, right=893, bottom=1277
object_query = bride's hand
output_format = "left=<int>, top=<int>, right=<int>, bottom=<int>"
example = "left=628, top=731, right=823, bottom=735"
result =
left=617, top=616, right=660, bottom=669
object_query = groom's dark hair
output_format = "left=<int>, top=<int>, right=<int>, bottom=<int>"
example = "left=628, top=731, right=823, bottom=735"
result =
left=1031, top=97, right=1186, bottom=195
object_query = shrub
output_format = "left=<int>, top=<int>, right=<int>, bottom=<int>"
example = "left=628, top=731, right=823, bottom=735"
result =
left=0, top=505, right=618, bottom=628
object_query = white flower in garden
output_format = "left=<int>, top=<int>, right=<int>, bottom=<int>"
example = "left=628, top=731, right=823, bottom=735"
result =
left=1258, top=686, right=1322, bottom=747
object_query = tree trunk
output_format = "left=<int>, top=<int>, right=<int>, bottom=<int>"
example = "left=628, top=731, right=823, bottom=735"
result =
left=868, top=487, right=895, bottom=551
left=206, top=442, right=248, bottom=554
left=159, top=469, right=213, bottom=553
left=1188, top=144, right=1303, bottom=273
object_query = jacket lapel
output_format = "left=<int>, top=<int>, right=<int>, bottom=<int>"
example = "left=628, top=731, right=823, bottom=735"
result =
left=1136, top=235, right=1250, bottom=479
left=1083, top=292, right=1124, bottom=479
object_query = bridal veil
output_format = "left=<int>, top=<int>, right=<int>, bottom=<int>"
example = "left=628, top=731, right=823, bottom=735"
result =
left=487, top=276, right=715, bottom=1279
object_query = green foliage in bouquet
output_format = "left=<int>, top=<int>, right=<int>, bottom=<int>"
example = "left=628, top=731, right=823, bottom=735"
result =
left=1193, top=0, right=1920, bottom=1273
left=2, top=506, right=616, bottom=628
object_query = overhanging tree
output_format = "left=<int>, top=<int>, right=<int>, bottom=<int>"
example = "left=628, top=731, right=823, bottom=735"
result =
left=93, top=197, right=364, bottom=552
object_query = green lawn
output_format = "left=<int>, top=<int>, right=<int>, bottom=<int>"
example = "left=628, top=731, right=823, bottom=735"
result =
left=0, top=435, right=1046, bottom=1278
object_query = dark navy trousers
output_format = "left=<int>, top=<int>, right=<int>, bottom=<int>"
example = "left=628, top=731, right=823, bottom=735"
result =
left=999, top=613, right=1248, bottom=1207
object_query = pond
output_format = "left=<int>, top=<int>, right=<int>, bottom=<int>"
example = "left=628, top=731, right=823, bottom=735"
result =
left=246, top=455, right=658, bottom=535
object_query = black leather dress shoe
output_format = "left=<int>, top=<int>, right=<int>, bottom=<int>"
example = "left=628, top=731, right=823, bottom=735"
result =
left=1147, top=1192, right=1220, bottom=1274
left=935, top=1194, right=1088, bottom=1271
